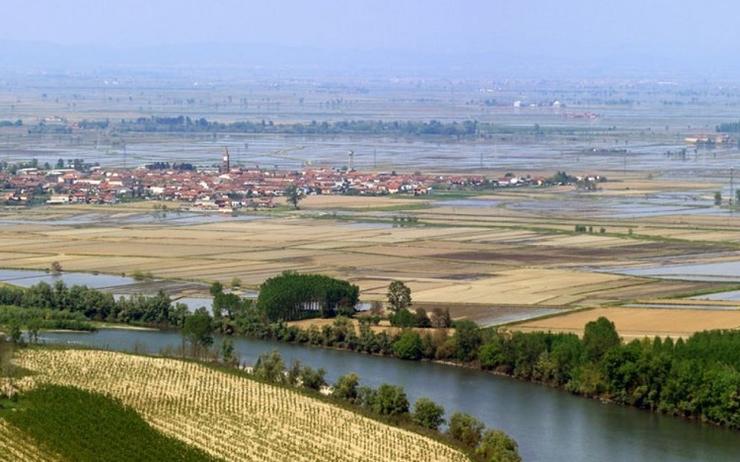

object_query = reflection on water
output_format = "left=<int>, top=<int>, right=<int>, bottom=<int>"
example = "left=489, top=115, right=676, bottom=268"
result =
left=37, top=328, right=740, bottom=462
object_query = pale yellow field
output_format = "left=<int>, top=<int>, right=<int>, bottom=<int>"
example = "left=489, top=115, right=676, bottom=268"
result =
left=512, top=307, right=740, bottom=339
left=11, top=350, right=469, bottom=462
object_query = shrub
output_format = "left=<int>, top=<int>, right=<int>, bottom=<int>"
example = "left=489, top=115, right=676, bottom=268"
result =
left=447, top=412, right=484, bottom=448
left=412, top=398, right=445, bottom=431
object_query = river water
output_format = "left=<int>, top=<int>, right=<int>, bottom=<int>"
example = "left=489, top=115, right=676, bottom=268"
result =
left=37, top=328, right=739, bottom=462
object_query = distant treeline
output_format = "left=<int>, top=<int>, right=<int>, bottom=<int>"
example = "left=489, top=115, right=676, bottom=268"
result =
left=67, top=116, right=596, bottom=137
left=716, top=121, right=740, bottom=133
left=0, top=281, right=189, bottom=327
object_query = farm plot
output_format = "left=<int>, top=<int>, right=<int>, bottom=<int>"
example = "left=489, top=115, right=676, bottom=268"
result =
left=512, top=307, right=740, bottom=339
left=12, top=349, right=470, bottom=462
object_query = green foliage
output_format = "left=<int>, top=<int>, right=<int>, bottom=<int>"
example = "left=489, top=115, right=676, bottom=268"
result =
left=412, top=397, right=446, bottom=431
left=583, top=317, right=620, bottom=362
left=252, top=350, right=286, bottom=383
left=333, top=373, right=360, bottom=403
left=386, top=280, right=412, bottom=312
left=284, top=184, right=303, bottom=209
left=393, top=330, right=423, bottom=360
left=0, top=305, right=93, bottom=332
left=0, top=281, right=178, bottom=326
left=452, top=320, right=481, bottom=362
left=299, top=365, right=327, bottom=391
left=182, top=307, right=214, bottom=354
left=5, top=384, right=216, bottom=462
left=257, top=272, right=359, bottom=322
left=372, top=384, right=409, bottom=417
left=390, top=308, right=416, bottom=327
left=447, top=412, right=484, bottom=448
left=220, top=338, right=237, bottom=365
left=476, top=430, right=521, bottom=462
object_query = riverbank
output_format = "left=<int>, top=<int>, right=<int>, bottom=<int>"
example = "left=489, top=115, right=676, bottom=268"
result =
left=32, top=327, right=740, bottom=462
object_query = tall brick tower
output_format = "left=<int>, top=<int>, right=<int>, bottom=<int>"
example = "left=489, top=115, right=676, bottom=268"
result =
left=221, top=147, right=230, bottom=173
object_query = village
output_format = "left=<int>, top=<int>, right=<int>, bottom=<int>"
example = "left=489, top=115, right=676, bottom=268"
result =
left=0, top=149, right=604, bottom=209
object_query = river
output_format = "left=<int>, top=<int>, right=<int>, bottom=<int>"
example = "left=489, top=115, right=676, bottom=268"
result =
left=37, top=328, right=740, bottom=462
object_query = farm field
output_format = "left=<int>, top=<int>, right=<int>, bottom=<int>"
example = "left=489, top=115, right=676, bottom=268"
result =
left=3, top=177, right=740, bottom=329
left=511, top=306, right=740, bottom=339
left=5, top=349, right=470, bottom=462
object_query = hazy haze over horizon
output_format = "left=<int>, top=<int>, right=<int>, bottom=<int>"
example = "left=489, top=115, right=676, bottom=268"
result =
left=3, top=0, right=740, bottom=78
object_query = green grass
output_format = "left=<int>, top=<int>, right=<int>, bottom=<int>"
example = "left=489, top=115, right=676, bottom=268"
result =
left=3, top=384, right=219, bottom=462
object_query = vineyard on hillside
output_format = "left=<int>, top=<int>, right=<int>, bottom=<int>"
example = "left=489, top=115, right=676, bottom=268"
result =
left=0, top=420, right=62, bottom=462
left=8, top=349, right=470, bottom=462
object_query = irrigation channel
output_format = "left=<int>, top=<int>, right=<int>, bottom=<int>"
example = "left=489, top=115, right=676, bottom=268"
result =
left=38, top=328, right=740, bottom=462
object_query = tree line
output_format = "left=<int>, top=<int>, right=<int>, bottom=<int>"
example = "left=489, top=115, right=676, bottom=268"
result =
left=0, top=281, right=189, bottom=328
left=235, top=315, right=740, bottom=430
left=249, top=350, right=521, bottom=462
left=4, top=278, right=738, bottom=430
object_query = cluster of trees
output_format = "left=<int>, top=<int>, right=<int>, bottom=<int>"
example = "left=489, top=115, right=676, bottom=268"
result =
left=249, top=350, right=520, bottom=462
left=716, top=121, right=740, bottom=132
left=241, top=313, right=740, bottom=430
left=0, top=282, right=189, bottom=328
left=257, top=272, right=359, bottom=322
left=0, top=119, right=22, bottom=128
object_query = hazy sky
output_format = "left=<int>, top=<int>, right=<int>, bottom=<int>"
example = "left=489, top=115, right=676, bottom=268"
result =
left=3, top=0, right=740, bottom=76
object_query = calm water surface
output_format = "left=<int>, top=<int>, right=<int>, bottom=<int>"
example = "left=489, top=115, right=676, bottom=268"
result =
left=38, top=328, right=740, bottom=462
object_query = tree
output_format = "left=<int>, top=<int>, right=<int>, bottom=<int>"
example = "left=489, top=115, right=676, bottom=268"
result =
left=386, top=280, right=411, bottom=312
left=583, top=317, right=620, bottom=362
left=8, top=320, right=23, bottom=345
left=182, top=307, right=214, bottom=355
left=476, top=430, right=521, bottom=462
left=372, top=384, right=409, bottom=417
left=714, top=191, right=722, bottom=206
left=390, top=308, right=416, bottom=327
left=414, top=308, right=431, bottom=328
left=393, top=330, right=423, bottom=360
left=50, top=261, right=63, bottom=275
left=447, top=412, right=484, bottom=448
left=299, top=366, right=327, bottom=391
left=221, top=338, right=236, bottom=365
left=209, top=281, right=224, bottom=297
left=453, top=320, right=482, bottom=362
left=253, top=350, right=286, bottom=383
left=284, top=183, right=303, bottom=209
left=412, top=398, right=445, bottom=430
left=430, top=307, right=452, bottom=328
left=27, top=318, right=42, bottom=344
left=333, top=373, right=360, bottom=402
left=230, top=277, right=242, bottom=288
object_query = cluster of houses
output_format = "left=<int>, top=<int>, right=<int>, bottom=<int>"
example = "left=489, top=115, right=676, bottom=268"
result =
left=0, top=160, right=600, bottom=209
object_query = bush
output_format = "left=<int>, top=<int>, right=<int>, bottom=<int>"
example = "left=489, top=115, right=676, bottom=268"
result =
left=393, top=330, right=423, bottom=360
left=333, top=373, right=359, bottom=402
left=372, top=384, right=409, bottom=417
left=253, top=351, right=286, bottom=383
left=447, top=412, right=484, bottom=448
left=476, top=430, right=521, bottom=462
left=390, top=308, right=416, bottom=327
left=412, top=397, right=445, bottom=431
